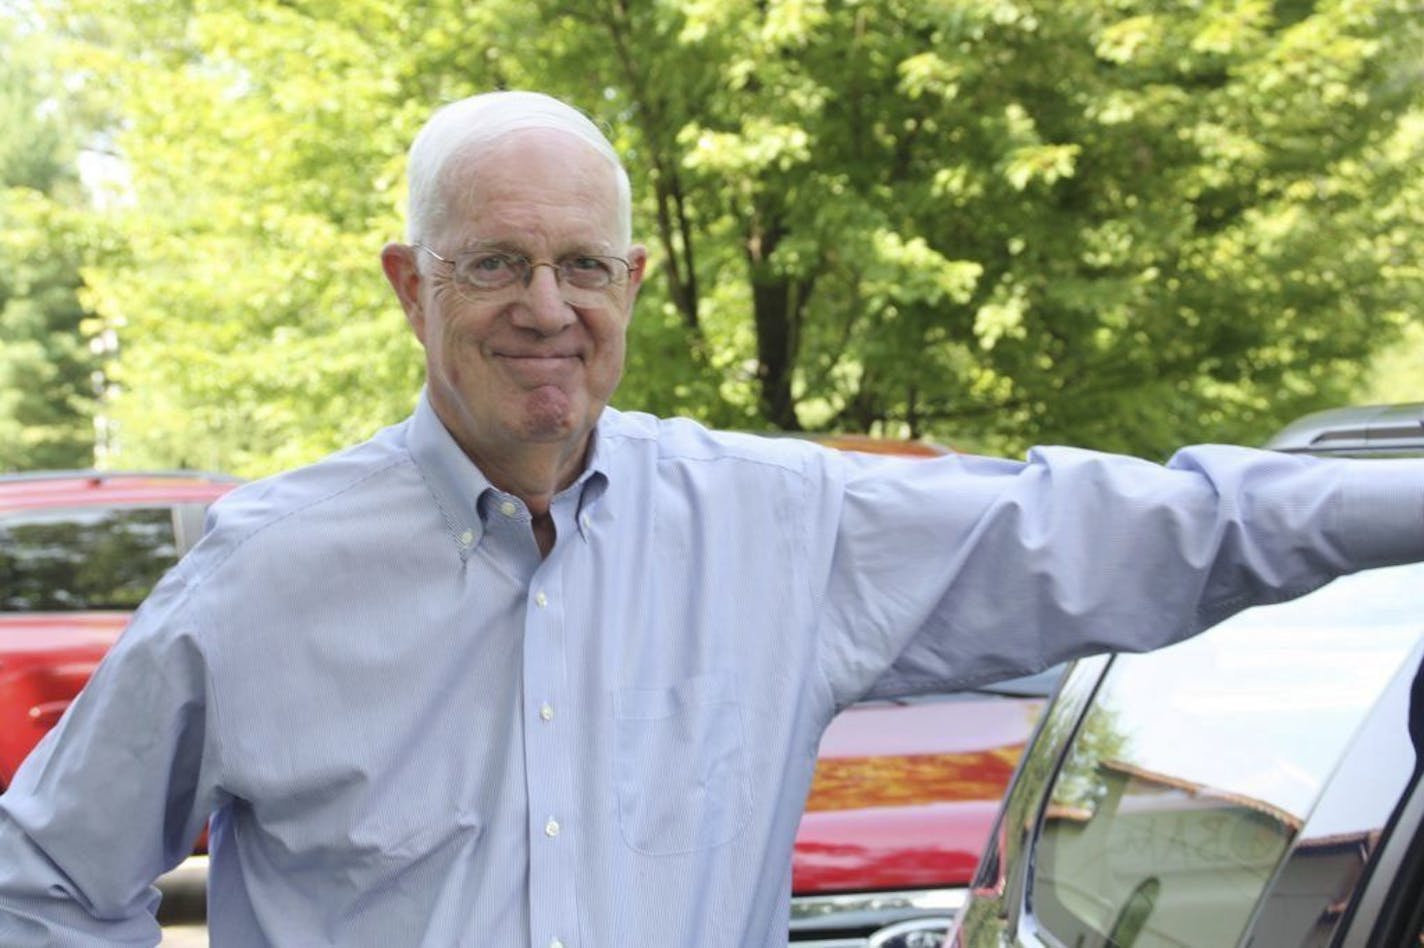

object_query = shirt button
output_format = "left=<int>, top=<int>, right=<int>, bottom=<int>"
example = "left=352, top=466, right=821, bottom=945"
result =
left=544, top=818, right=560, bottom=838
left=539, top=703, right=555, bottom=722
left=535, top=591, right=549, bottom=608
left=550, top=940, right=566, bottom=948
left=499, top=499, right=518, bottom=518
left=579, top=512, right=591, bottom=530
left=458, top=529, right=474, bottom=546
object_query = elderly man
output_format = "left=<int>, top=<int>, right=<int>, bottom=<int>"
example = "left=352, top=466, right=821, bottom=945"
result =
left=1, top=90, right=1421, bottom=947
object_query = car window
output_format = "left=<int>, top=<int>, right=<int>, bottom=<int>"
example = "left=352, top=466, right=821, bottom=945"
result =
left=1028, top=563, right=1424, bottom=948
left=0, top=506, right=181, bottom=611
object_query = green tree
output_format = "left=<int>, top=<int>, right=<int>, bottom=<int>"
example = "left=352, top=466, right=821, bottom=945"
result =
left=0, top=11, right=102, bottom=470
left=38, top=0, right=1424, bottom=475
left=37, top=0, right=435, bottom=475
left=538, top=0, right=1424, bottom=454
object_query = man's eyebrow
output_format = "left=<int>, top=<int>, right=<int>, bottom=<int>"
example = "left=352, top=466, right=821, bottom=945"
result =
left=456, top=239, right=618, bottom=257
left=458, top=238, right=523, bottom=254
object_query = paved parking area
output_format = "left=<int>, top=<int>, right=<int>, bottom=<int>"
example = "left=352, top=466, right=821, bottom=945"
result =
left=158, top=859, right=208, bottom=948
left=160, top=925, right=208, bottom=947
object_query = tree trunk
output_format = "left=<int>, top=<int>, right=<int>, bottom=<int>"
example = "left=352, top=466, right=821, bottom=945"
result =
left=745, top=214, right=812, bottom=431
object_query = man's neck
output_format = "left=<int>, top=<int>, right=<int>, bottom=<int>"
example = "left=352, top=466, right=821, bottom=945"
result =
left=465, top=437, right=589, bottom=519
left=472, top=445, right=582, bottom=559
left=424, top=396, right=595, bottom=554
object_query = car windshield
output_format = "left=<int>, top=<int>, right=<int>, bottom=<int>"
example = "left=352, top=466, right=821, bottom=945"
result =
left=0, top=507, right=180, bottom=612
left=1029, top=562, right=1424, bottom=948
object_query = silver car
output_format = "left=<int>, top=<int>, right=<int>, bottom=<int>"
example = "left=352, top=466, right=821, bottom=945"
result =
left=948, top=403, right=1424, bottom=948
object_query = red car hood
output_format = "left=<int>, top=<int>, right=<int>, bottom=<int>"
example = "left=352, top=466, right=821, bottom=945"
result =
left=793, top=695, right=1043, bottom=894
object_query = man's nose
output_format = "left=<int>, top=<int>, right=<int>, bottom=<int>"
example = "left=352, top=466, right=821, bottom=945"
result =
left=511, top=264, right=576, bottom=334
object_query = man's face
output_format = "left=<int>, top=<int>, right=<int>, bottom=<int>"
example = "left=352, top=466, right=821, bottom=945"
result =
left=389, top=129, right=645, bottom=469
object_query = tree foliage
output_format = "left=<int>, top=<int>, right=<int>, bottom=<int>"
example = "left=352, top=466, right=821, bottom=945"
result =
left=20, top=0, right=1424, bottom=474
left=0, top=11, right=103, bottom=470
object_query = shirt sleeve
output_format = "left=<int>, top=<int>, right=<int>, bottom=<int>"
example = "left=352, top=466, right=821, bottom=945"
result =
left=0, top=569, right=222, bottom=945
left=813, top=444, right=1424, bottom=707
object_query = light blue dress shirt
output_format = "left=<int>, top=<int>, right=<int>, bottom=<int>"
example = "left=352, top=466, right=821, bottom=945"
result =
left=1, top=392, right=1422, bottom=947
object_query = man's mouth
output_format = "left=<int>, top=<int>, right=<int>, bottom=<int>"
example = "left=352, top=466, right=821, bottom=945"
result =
left=498, top=352, right=579, bottom=364
left=494, top=352, right=582, bottom=381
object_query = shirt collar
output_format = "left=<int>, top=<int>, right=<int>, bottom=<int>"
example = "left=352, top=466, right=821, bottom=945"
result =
left=576, top=417, right=612, bottom=539
left=407, top=388, right=613, bottom=553
left=408, top=389, right=494, bottom=555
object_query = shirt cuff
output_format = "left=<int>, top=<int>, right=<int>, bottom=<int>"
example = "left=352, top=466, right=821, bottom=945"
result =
left=1336, top=458, right=1424, bottom=569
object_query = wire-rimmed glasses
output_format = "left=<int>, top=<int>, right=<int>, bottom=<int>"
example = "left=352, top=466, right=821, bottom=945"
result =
left=414, top=244, right=631, bottom=305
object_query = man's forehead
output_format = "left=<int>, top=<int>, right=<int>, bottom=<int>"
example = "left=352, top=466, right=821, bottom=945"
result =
left=434, top=132, right=621, bottom=239
left=444, top=127, right=616, bottom=189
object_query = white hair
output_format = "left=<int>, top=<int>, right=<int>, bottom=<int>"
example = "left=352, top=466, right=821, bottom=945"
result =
left=404, top=90, right=633, bottom=247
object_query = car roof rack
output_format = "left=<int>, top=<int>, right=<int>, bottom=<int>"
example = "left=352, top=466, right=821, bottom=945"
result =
left=1265, top=403, right=1424, bottom=456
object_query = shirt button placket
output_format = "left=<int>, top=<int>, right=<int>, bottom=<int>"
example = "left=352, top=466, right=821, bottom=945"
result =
left=523, top=559, right=577, bottom=948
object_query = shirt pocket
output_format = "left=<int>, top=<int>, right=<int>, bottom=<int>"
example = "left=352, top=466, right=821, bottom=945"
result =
left=613, top=672, right=752, bottom=856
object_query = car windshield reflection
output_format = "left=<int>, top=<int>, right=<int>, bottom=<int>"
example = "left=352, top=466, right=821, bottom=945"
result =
left=1030, top=562, right=1424, bottom=948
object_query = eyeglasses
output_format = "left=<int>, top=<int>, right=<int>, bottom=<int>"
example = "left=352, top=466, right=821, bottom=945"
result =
left=414, top=244, right=631, bottom=304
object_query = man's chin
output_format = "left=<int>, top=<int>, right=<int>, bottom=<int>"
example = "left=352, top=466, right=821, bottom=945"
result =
left=516, top=389, right=588, bottom=443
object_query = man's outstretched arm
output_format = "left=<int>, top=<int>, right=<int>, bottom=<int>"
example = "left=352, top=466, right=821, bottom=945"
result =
left=811, top=444, right=1424, bottom=705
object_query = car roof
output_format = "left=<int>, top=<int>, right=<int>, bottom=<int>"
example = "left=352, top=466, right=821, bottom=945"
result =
left=0, top=470, right=241, bottom=513
left=1265, top=402, right=1424, bottom=456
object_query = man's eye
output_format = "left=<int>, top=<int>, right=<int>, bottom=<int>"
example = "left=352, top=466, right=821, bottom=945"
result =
left=563, top=256, right=616, bottom=284
left=458, top=250, right=521, bottom=280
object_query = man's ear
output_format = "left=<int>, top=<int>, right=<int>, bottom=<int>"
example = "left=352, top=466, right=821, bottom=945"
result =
left=621, top=244, right=649, bottom=320
left=380, top=243, right=426, bottom=342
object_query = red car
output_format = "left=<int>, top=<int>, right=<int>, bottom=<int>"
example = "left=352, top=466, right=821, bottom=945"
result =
left=790, top=666, right=1057, bottom=947
left=0, top=471, right=240, bottom=792
left=1, top=461, right=1053, bottom=946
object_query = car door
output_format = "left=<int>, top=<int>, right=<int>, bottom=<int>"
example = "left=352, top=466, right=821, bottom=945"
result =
left=1335, top=643, right=1424, bottom=948
left=950, top=561, right=1424, bottom=948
